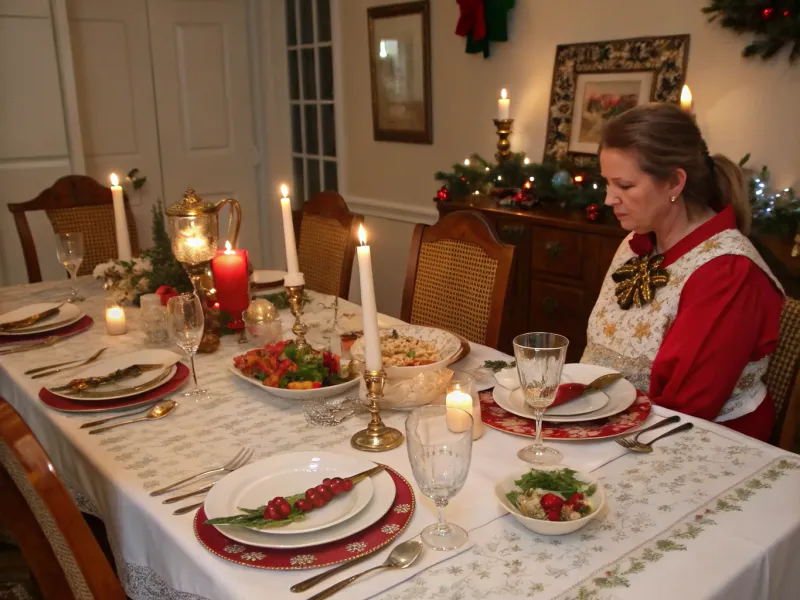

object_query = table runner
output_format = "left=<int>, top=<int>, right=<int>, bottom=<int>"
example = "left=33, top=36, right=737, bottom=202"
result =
left=1, top=278, right=799, bottom=600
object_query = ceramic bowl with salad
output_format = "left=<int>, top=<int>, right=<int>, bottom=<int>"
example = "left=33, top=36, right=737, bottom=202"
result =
left=494, top=467, right=606, bottom=535
left=229, top=340, right=359, bottom=400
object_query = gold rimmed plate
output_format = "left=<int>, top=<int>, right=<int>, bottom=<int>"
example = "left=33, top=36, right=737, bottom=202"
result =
left=0, top=303, right=83, bottom=336
left=46, top=349, right=182, bottom=401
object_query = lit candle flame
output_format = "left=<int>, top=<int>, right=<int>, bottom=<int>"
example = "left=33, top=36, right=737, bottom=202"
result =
left=358, top=224, right=367, bottom=246
left=110, top=173, right=119, bottom=187
left=680, top=85, right=693, bottom=113
left=224, top=240, right=234, bottom=254
left=500, top=88, right=508, bottom=100
left=464, top=158, right=470, bottom=166
left=280, top=184, right=289, bottom=198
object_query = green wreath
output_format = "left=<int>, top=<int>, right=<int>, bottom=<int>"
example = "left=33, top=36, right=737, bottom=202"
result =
left=703, top=1, right=800, bottom=62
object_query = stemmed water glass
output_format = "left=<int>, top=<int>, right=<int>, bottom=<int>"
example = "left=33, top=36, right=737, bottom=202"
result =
left=167, top=293, right=209, bottom=399
left=406, top=405, right=473, bottom=550
left=55, top=232, right=84, bottom=303
left=513, top=332, right=569, bottom=465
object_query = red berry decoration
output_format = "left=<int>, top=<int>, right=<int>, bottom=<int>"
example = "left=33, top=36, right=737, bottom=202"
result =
left=540, top=493, right=564, bottom=512
left=330, top=481, right=344, bottom=495
left=546, top=509, right=562, bottom=522
left=267, top=505, right=282, bottom=521
left=763, top=7, right=773, bottom=18
left=585, top=203, right=601, bottom=222
left=294, top=498, right=311, bottom=512
left=305, top=489, right=318, bottom=501
left=310, top=495, right=325, bottom=509
left=341, top=478, right=354, bottom=492
left=323, top=478, right=332, bottom=485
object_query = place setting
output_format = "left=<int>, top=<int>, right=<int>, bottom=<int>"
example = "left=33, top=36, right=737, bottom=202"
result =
left=35, top=348, right=189, bottom=421
left=0, top=302, right=94, bottom=354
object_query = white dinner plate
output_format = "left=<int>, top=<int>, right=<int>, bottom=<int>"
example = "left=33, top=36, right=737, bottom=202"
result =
left=493, top=364, right=637, bottom=423
left=46, top=349, right=182, bottom=401
left=0, top=303, right=83, bottom=336
left=205, top=452, right=396, bottom=549
left=494, top=364, right=610, bottom=417
left=229, top=365, right=359, bottom=400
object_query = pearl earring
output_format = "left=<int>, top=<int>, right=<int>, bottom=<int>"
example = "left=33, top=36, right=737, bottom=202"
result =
left=670, top=196, right=677, bottom=203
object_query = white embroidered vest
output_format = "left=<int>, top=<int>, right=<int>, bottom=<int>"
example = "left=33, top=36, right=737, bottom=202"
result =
left=582, top=228, right=783, bottom=422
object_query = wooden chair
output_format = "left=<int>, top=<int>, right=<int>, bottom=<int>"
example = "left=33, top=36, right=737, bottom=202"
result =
left=401, top=210, right=515, bottom=348
left=297, top=191, right=363, bottom=299
left=0, top=399, right=126, bottom=600
left=8, top=175, right=140, bottom=284
left=767, top=298, right=800, bottom=450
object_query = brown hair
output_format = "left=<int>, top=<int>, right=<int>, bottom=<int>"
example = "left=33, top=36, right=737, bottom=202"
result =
left=600, top=103, right=751, bottom=236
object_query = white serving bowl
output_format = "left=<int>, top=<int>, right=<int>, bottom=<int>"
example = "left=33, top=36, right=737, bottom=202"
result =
left=494, top=466, right=606, bottom=536
left=350, top=325, right=461, bottom=380
left=228, top=365, right=359, bottom=400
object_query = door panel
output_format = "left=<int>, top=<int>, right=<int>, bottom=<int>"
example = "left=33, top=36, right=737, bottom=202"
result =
left=67, top=0, right=162, bottom=251
left=147, top=0, right=261, bottom=259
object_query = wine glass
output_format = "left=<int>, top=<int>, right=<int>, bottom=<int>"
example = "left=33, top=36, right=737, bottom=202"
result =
left=167, top=293, right=209, bottom=399
left=55, top=232, right=84, bottom=302
left=406, top=405, right=473, bottom=550
left=513, top=332, right=569, bottom=465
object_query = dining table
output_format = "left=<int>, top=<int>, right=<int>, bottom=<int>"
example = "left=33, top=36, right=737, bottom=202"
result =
left=1, top=276, right=799, bottom=600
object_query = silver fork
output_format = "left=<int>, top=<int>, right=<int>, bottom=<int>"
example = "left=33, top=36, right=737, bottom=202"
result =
left=168, top=450, right=255, bottom=513
left=613, top=415, right=680, bottom=448
left=30, top=347, right=107, bottom=379
left=150, top=448, right=254, bottom=497
left=616, top=422, right=694, bottom=454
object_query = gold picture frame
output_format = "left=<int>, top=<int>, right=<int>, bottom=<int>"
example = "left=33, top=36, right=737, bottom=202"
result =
left=367, top=1, right=432, bottom=144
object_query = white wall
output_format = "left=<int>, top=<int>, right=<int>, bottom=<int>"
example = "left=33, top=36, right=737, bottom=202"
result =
left=333, top=0, right=800, bottom=317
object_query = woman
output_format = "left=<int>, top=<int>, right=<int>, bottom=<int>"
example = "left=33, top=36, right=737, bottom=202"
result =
left=583, top=103, right=784, bottom=442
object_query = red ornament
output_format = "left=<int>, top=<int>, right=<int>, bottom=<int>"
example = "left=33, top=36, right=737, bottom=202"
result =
left=585, top=203, right=601, bottom=222
left=784, top=10, right=790, bottom=17
left=513, top=192, right=526, bottom=202
left=763, top=7, right=773, bottom=18
left=155, top=285, right=178, bottom=306
left=435, top=186, right=450, bottom=202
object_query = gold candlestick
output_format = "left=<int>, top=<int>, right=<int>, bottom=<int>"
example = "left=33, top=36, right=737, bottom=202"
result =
left=351, top=369, right=404, bottom=452
left=285, top=284, right=309, bottom=350
left=493, top=118, right=514, bottom=164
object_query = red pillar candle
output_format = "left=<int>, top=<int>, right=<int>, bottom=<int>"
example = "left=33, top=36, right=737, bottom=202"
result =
left=211, top=242, right=249, bottom=329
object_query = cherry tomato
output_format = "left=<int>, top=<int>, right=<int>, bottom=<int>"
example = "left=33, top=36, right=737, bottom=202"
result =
left=315, top=484, right=329, bottom=496
left=330, top=481, right=344, bottom=495
left=546, top=509, right=561, bottom=522
left=565, top=493, right=584, bottom=507
left=277, top=502, right=291, bottom=518
left=540, top=493, right=564, bottom=512
left=294, top=499, right=311, bottom=512
left=320, top=488, right=333, bottom=502
left=310, top=495, right=325, bottom=509
left=267, top=505, right=282, bottom=521
left=323, top=478, right=332, bottom=485
left=305, top=488, right=318, bottom=500
left=341, top=478, right=353, bottom=492
left=332, top=477, right=343, bottom=484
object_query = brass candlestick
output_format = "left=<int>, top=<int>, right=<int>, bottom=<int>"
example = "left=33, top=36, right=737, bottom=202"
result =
left=351, top=369, right=404, bottom=452
left=285, top=284, right=309, bottom=350
left=493, top=118, right=514, bottom=164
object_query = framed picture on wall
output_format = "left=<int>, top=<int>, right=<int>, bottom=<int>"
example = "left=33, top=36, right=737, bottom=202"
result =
left=367, top=1, right=432, bottom=144
left=544, top=35, right=690, bottom=166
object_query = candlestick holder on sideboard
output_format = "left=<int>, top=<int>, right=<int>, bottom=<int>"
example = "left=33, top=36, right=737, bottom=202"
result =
left=493, top=118, right=514, bottom=164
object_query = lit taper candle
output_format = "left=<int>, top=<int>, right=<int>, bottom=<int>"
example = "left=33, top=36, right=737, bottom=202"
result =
left=280, top=184, right=304, bottom=287
left=356, top=224, right=382, bottom=372
left=109, top=173, right=132, bottom=261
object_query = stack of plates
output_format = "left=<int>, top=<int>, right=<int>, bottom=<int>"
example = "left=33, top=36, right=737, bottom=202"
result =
left=195, top=451, right=415, bottom=570
left=484, top=363, right=652, bottom=440
left=0, top=303, right=93, bottom=344
left=39, top=349, right=189, bottom=413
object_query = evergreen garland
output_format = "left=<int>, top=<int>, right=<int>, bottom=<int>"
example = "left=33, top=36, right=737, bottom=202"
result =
left=703, top=0, right=800, bottom=62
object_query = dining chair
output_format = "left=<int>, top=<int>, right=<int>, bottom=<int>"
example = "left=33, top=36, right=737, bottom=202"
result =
left=7, top=175, right=140, bottom=284
left=766, top=298, right=800, bottom=451
left=0, top=398, right=126, bottom=600
left=401, top=210, right=515, bottom=349
left=297, top=191, right=363, bottom=299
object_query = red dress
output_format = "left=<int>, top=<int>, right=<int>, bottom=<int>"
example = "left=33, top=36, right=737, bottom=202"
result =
left=646, top=207, right=783, bottom=441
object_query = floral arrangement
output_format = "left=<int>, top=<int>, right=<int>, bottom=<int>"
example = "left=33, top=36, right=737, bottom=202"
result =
left=93, top=257, right=152, bottom=304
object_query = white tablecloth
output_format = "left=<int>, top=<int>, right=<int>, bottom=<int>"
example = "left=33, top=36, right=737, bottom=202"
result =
left=1, top=278, right=799, bottom=600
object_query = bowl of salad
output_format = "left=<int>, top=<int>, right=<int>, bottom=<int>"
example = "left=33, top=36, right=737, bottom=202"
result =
left=230, top=340, right=359, bottom=399
left=494, top=467, right=606, bottom=536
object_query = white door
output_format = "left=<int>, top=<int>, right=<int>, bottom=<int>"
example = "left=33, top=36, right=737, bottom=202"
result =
left=146, top=0, right=262, bottom=259
left=66, top=0, right=163, bottom=252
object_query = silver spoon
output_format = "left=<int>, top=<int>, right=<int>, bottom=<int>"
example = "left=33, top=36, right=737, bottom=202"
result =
left=307, top=540, right=423, bottom=600
left=88, top=400, right=178, bottom=435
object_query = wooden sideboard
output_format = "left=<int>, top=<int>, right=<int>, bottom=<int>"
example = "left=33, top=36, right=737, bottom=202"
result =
left=437, top=198, right=799, bottom=361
